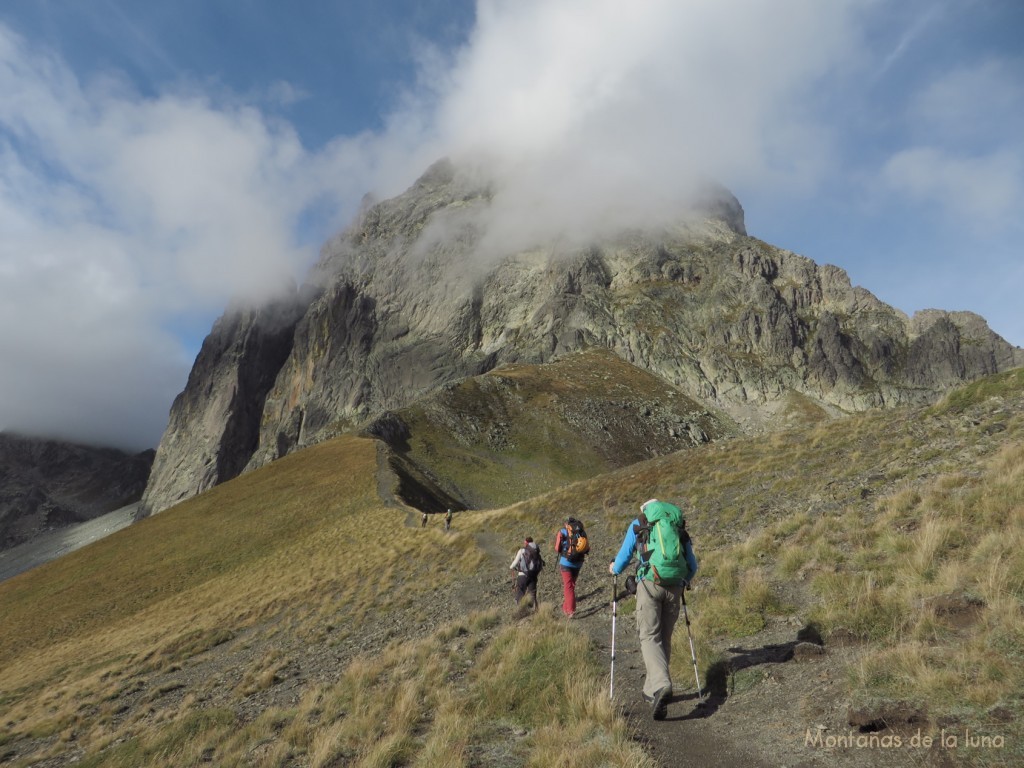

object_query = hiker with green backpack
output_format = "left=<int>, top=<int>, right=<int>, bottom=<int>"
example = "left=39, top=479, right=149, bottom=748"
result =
left=608, top=498, right=698, bottom=720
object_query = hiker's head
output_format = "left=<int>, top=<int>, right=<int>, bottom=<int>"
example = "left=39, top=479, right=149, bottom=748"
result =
left=524, top=536, right=533, bottom=545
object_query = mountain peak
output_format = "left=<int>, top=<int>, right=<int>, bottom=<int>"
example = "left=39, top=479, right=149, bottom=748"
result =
left=139, top=162, right=1023, bottom=514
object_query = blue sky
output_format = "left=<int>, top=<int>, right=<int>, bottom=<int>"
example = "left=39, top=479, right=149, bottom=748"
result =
left=1, top=0, right=1021, bottom=450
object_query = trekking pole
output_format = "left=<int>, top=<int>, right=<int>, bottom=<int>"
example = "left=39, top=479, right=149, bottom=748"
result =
left=610, top=574, right=618, bottom=700
left=680, top=587, right=704, bottom=702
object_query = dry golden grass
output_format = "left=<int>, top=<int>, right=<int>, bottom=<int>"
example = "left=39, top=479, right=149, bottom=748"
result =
left=0, top=426, right=655, bottom=767
left=0, top=435, right=486, bottom=765
left=51, top=607, right=651, bottom=768
left=2, top=437, right=374, bottom=680
left=3, top=366, right=1024, bottom=766
left=795, top=440, right=1024, bottom=759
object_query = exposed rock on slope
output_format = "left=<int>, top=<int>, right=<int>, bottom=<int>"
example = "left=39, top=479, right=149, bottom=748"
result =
left=0, top=433, right=153, bottom=550
left=141, top=160, right=1024, bottom=514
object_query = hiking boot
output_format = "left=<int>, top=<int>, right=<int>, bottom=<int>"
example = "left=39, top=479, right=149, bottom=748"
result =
left=651, top=687, right=670, bottom=720
left=641, top=687, right=671, bottom=702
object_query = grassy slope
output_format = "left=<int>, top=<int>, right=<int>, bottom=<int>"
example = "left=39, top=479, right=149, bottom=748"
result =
left=2, top=438, right=385, bottom=680
left=501, top=367, right=1024, bottom=760
left=2, top=368, right=1023, bottom=766
left=0, top=436, right=648, bottom=767
left=383, top=347, right=736, bottom=509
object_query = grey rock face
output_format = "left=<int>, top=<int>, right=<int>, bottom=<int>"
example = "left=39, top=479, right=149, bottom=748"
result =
left=0, top=433, right=153, bottom=550
left=139, top=290, right=307, bottom=515
left=142, top=160, right=1024, bottom=514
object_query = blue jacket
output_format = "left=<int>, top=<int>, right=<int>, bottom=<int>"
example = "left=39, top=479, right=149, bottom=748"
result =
left=611, top=517, right=698, bottom=582
left=555, top=527, right=583, bottom=570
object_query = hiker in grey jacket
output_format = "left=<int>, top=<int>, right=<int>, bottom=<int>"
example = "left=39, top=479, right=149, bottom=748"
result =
left=509, top=537, right=543, bottom=609
left=609, top=499, right=698, bottom=720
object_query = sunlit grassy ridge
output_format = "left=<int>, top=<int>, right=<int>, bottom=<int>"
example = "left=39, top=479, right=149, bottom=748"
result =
left=386, top=347, right=734, bottom=509
left=2, top=438, right=375, bottom=667
left=2, top=367, right=1023, bottom=766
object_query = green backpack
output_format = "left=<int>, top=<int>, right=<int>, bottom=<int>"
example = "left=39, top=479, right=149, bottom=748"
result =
left=634, top=501, right=692, bottom=586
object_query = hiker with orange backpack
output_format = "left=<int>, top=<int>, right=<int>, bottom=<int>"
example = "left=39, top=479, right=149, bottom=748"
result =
left=609, top=499, right=698, bottom=720
left=554, top=517, right=590, bottom=617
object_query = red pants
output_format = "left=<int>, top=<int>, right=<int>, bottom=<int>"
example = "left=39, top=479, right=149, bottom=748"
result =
left=560, top=567, right=579, bottom=616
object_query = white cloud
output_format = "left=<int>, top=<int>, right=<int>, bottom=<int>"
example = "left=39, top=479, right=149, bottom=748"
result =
left=0, top=24, right=354, bottom=449
left=0, top=210, right=185, bottom=450
left=429, top=0, right=868, bottom=250
left=876, top=3, right=945, bottom=76
left=882, top=57, right=1024, bottom=229
left=265, top=80, right=309, bottom=107
left=0, top=2, right=881, bottom=449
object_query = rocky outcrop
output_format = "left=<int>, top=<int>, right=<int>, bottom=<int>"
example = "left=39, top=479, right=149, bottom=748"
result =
left=141, top=160, right=1024, bottom=514
left=139, top=290, right=307, bottom=516
left=0, top=433, right=153, bottom=550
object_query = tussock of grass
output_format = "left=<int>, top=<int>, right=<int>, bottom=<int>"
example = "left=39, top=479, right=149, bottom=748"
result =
left=929, top=367, right=1024, bottom=415
left=235, top=650, right=289, bottom=697
left=75, top=708, right=236, bottom=768
left=800, top=441, right=1024, bottom=752
left=188, top=610, right=649, bottom=768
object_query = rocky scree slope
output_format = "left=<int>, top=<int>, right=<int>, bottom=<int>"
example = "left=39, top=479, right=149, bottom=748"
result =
left=0, top=433, right=153, bottom=550
left=141, top=159, right=1024, bottom=515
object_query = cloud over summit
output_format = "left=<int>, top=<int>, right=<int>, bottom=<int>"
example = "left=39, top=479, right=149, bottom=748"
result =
left=1, top=0, right=1022, bottom=449
left=429, top=0, right=865, bottom=247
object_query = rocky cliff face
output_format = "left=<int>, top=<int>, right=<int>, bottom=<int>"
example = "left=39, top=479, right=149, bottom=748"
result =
left=140, top=159, right=1024, bottom=514
left=0, top=433, right=153, bottom=550
left=139, top=293, right=307, bottom=516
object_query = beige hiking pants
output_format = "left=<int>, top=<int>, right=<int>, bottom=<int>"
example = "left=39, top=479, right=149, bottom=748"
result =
left=636, top=579, right=683, bottom=699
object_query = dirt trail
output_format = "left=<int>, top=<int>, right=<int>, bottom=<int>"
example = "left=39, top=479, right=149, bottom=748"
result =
left=419, top=476, right=765, bottom=768
left=559, top=566, right=945, bottom=768
left=540, top=570, right=770, bottom=768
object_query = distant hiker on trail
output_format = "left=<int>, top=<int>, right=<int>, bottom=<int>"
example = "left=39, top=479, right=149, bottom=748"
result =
left=554, top=517, right=590, bottom=617
left=509, top=536, right=544, bottom=609
left=421, top=512, right=428, bottom=528
left=445, top=508, right=453, bottom=531
left=609, top=499, right=698, bottom=720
